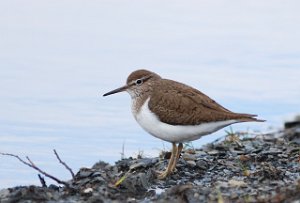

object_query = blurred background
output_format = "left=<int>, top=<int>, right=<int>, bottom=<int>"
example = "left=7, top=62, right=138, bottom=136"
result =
left=0, top=0, right=299, bottom=188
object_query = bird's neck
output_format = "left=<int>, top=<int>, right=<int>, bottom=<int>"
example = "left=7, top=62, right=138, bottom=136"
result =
left=131, top=94, right=149, bottom=118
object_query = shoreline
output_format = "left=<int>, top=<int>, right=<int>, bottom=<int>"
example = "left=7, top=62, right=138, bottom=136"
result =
left=0, top=123, right=299, bottom=203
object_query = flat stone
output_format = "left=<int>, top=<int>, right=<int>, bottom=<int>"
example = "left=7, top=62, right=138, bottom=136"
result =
left=182, top=153, right=196, bottom=161
left=186, top=160, right=197, bottom=167
left=228, top=179, right=247, bottom=188
left=196, top=160, right=208, bottom=170
left=77, top=170, right=93, bottom=178
left=207, top=150, right=219, bottom=155
left=130, top=158, right=158, bottom=170
left=83, top=188, right=93, bottom=194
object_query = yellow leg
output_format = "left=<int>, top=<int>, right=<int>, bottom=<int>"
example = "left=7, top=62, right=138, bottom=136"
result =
left=157, top=143, right=177, bottom=179
left=170, top=143, right=183, bottom=172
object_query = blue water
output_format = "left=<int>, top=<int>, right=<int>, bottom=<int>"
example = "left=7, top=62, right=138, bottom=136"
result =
left=0, top=1, right=300, bottom=188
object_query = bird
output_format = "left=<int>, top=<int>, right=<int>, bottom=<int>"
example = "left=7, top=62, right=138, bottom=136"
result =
left=103, top=69, right=264, bottom=179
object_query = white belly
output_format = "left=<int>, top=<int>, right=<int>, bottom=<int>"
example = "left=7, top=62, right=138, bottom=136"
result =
left=134, top=98, right=238, bottom=143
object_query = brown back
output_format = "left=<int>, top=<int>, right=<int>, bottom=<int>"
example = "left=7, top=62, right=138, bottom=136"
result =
left=148, top=79, right=261, bottom=125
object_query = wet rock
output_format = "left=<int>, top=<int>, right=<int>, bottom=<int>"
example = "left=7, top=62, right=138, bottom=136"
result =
left=76, top=169, right=94, bottom=178
left=115, top=157, right=134, bottom=171
left=194, top=150, right=207, bottom=158
left=1, top=186, right=60, bottom=202
left=182, top=153, right=196, bottom=161
left=48, top=184, right=60, bottom=191
left=186, top=160, right=196, bottom=167
left=195, top=159, right=208, bottom=170
left=129, top=158, right=158, bottom=170
left=261, top=147, right=282, bottom=155
left=206, top=150, right=219, bottom=155
left=285, top=120, right=300, bottom=129
left=92, top=161, right=110, bottom=170
left=229, top=148, right=245, bottom=156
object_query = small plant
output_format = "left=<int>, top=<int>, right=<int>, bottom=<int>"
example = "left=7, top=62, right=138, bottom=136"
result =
left=135, top=149, right=144, bottom=159
left=236, top=159, right=251, bottom=176
left=120, top=140, right=126, bottom=160
left=224, top=127, right=239, bottom=143
left=183, top=141, right=195, bottom=152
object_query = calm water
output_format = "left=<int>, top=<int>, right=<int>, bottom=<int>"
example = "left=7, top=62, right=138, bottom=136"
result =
left=0, top=1, right=300, bottom=188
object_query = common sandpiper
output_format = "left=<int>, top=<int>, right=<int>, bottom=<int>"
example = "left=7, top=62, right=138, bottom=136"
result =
left=103, top=69, right=264, bottom=179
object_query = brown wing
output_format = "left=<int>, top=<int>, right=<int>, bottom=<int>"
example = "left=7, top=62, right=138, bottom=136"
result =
left=148, top=79, right=260, bottom=125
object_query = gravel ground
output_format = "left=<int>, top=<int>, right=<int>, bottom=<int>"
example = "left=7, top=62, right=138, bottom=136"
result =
left=0, top=123, right=299, bottom=203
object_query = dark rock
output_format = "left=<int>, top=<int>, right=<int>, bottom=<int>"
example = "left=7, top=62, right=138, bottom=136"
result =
left=1, top=186, right=60, bottom=202
left=195, top=159, right=208, bottom=170
left=76, top=169, right=93, bottom=178
left=129, top=158, right=159, bottom=170
left=92, top=161, right=110, bottom=170
left=285, top=120, right=300, bottom=129
left=48, top=184, right=60, bottom=191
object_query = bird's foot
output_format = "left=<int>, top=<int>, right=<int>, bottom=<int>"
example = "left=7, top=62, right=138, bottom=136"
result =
left=155, top=170, right=171, bottom=180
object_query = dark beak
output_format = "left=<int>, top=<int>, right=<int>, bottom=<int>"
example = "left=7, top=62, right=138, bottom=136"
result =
left=103, top=85, right=128, bottom=97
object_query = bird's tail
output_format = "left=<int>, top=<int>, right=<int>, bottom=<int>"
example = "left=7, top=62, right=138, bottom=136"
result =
left=237, top=113, right=266, bottom=122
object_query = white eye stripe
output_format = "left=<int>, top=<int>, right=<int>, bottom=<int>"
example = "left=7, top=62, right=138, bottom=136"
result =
left=132, top=75, right=152, bottom=86
left=135, top=79, right=143, bottom=85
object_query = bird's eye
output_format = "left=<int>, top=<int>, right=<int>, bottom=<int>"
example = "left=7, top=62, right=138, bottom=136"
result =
left=135, top=79, right=143, bottom=85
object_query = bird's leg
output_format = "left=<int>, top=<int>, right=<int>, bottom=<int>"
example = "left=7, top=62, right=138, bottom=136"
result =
left=157, top=143, right=177, bottom=179
left=170, top=143, right=183, bottom=172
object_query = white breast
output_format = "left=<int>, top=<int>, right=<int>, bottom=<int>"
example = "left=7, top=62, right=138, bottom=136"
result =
left=135, top=98, right=238, bottom=143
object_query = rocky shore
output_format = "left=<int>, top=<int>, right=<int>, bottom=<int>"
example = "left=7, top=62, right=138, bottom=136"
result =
left=1, top=123, right=299, bottom=203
